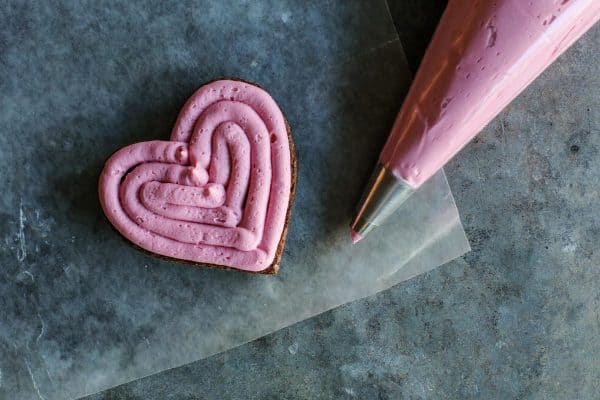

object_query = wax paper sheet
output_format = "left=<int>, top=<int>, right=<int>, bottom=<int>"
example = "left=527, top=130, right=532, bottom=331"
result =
left=0, top=1, right=469, bottom=398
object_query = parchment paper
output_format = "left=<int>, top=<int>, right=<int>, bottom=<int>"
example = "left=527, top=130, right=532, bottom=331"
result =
left=0, top=1, right=469, bottom=398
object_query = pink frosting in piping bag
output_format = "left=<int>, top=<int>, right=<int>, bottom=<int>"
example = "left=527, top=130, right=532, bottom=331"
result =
left=381, top=0, right=600, bottom=188
left=99, top=80, right=292, bottom=272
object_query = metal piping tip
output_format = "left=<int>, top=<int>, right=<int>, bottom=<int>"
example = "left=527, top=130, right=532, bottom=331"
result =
left=350, top=163, right=414, bottom=243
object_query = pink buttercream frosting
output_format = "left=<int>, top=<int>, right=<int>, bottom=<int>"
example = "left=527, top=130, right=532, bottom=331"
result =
left=382, top=0, right=600, bottom=188
left=350, top=229, right=362, bottom=245
left=99, top=80, right=293, bottom=272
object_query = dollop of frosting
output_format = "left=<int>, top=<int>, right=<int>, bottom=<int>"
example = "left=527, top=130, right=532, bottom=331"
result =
left=99, top=80, right=293, bottom=272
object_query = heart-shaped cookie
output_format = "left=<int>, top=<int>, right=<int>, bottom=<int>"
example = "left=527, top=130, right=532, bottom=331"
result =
left=99, top=79, right=296, bottom=273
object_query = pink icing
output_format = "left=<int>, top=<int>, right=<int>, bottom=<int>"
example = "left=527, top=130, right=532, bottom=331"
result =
left=98, top=80, right=292, bottom=272
left=381, top=0, right=600, bottom=188
left=350, top=229, right=362, bottom=245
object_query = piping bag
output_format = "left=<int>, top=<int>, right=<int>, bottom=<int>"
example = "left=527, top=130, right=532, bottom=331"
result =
left=351, top=0, right=600, bottom=242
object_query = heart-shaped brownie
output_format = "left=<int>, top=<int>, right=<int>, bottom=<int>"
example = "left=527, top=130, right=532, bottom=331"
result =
left=99, top=79, right=296, bottom=273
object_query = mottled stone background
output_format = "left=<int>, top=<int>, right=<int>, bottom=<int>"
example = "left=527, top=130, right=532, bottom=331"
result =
left=1, top=1, right=470, bottom=399
left=1, top=0, right=599, bottom=399
left=89, top=2, right=600, bottom=399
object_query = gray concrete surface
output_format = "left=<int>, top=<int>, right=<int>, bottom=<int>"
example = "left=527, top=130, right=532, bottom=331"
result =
left=0, top=0, right=597, bottom=398
left=1, top=1, right=468, bottom=399
left=85, top=4, right=600, bottom=400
